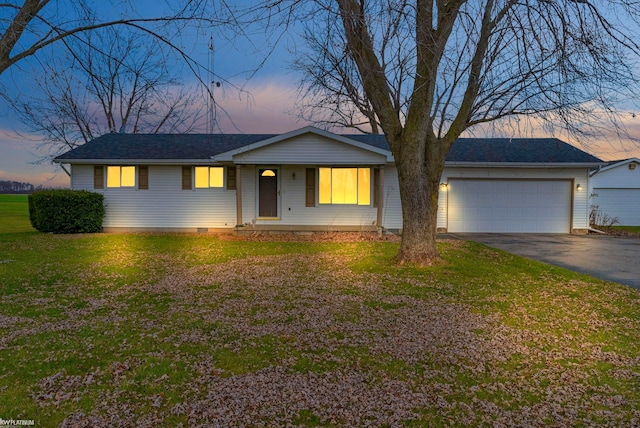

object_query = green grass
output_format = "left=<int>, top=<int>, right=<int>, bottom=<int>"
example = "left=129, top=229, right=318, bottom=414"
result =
left=0, top=195, right=638, bottom=426
left=0, top=194, right=34, bottom=234
left=610, top=225, right=640, bottom=233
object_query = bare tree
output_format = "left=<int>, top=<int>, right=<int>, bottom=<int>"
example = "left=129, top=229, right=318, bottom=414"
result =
left=14, top=26, right=204, bottom=157
left=292, top=27, right=381, bottom=134
left=0, top=0, right=215, bottom=76
left=235, top=0, right=640, bottom=263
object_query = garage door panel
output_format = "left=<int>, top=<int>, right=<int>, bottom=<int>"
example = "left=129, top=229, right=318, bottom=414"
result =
left=592, top=188, right=640, bottom=226
left=507, top=193, right=524, bottom=205
left=478, top=206, right=495, bottom=217
left=448, top=180, right=571, bottom=233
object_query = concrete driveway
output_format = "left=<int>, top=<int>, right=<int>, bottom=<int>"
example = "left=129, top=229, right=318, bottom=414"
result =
left=456, top=233, right=640, bottom=290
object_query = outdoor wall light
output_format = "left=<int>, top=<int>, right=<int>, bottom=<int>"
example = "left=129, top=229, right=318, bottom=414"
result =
left=439, top=182, right=448, bottom=190
left=576, top=183, right=582, bottom=191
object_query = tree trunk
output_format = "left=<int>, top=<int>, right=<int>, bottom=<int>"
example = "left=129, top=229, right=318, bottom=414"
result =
left=394, top=136, right=446, bottom=265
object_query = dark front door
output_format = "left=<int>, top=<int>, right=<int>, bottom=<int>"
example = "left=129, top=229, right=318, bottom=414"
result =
left=259, top=169, right=278, bottom=217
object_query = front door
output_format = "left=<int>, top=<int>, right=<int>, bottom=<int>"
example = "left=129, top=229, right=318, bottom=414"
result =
left=258, top=168, right=278, bottom=217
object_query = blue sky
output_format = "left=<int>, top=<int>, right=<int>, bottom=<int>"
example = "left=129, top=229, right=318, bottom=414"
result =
left=2, top=1, right=640, bottom=188
left=0, top=1, right=309, bottom=187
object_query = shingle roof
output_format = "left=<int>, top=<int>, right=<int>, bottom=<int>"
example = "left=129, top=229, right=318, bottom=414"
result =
left=54, top=132, right=603, bottom=164
left=447, top=138, right=602, bottom=163
left=54, top=134, right=277, bottom=160
left=347, top=135, right=602, bottom=163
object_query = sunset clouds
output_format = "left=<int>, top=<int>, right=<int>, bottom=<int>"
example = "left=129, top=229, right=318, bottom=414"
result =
left=211, top=78, right=307, bottom=133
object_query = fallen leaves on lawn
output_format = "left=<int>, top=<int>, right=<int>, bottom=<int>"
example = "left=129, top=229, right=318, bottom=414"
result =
left=2, top=245, right=638, bottom=427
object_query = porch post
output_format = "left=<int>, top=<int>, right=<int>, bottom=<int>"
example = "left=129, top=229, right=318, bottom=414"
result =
left=377, top=166, right=384, bottom=227
left=236, top=165, right=243, bottom=227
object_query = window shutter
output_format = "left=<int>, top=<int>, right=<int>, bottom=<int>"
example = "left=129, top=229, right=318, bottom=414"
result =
left=138, top=166, right=148, bottom=190
left=227, top=166, right=237, bottom=190
left=94, top=166, right=104, bottom=189
left=305, top=168, right=315, bottom=207
left=373, top=168, right=381, bottom=208
left=182, top=166, right=192, bottom=190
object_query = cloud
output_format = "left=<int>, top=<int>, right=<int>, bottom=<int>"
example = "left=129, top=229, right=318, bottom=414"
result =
left=211, top=79, right=640, bottom=161
left=464, top=114, right=640, bottom=162
left=212, top=78, right=310, bottom=134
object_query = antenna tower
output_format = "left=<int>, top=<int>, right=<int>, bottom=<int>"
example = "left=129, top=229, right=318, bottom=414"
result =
left=207, top=35, right=215, bottom=134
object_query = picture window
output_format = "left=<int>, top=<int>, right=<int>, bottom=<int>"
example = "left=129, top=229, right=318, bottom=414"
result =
left=318, top=167, right=370, bottom=205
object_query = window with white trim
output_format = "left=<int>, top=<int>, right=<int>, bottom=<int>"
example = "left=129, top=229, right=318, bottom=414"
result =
left=195, top=166, right=224, bottom=188
left=318, top=167, right=371, bottom=205
left=107, top=166, right=136, bottom=188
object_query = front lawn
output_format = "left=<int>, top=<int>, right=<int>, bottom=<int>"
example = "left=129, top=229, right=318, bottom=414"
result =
left=0, top=195, right=638, bottom=426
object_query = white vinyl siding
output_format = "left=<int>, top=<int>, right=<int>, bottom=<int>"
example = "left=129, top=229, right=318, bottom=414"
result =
left=589, top=162, right=639, bottom=188
left=589, top=161, right=640, bottom=226
left=72, top=165, right=236, bottom=228
left=233, top=133, right=386, bottom=165
left=591, top=188, right=640, bottom=225
left=71, top=164, right=591, bottom=232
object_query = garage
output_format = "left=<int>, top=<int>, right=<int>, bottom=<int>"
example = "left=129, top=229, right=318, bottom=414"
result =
left=591, top=188, right=640, bottom=226
left=447, top=179, right=572, bottom=233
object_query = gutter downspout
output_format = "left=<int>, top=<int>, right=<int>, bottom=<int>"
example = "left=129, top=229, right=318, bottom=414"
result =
left=59, top=164, right=71, bottom=176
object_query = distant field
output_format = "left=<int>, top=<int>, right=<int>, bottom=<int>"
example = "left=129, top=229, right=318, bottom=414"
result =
left=0, top=194, right=33, bottom=233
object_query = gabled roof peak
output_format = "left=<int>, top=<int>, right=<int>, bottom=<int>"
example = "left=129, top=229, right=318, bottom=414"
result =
left=591, top=157, right=640, bottom=175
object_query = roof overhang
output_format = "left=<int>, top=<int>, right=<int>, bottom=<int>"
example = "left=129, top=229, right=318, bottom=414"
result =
left=211, top=126, right=394, bottom=163
left=53, top=159, right=219, bottom=165
left=445, top=161, right=605, bottom=168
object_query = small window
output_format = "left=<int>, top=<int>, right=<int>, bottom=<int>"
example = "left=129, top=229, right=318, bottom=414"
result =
left=195, top=166, right=224, bottom=188
left=319, top=167, right=370, bottom=205
left=107, top=166, right=136, bottom=188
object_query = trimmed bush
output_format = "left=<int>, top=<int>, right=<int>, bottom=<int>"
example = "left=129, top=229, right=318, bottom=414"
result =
left=28, top=190, right=105, bottom=233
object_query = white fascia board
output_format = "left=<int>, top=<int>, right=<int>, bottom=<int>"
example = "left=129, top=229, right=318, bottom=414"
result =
left=233, top=160, right=389, bottom=166
left=52, top=159, right=218, bottom=165
left=444, top=161, right=605, bottom=168
left=211, top=125, right=394, bottom=162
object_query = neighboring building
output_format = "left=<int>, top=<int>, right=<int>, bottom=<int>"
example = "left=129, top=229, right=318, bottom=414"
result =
left=54, top=126, right=603, bottom=234
left=0, top=180, right=35, bottom=194
left=589, top=158, right=640, bottom=226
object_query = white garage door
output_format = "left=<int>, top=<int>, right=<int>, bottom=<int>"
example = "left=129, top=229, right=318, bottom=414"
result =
left=592, top=188, right=640, bottom=226
left=448, top=179, right=572, bottom=233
